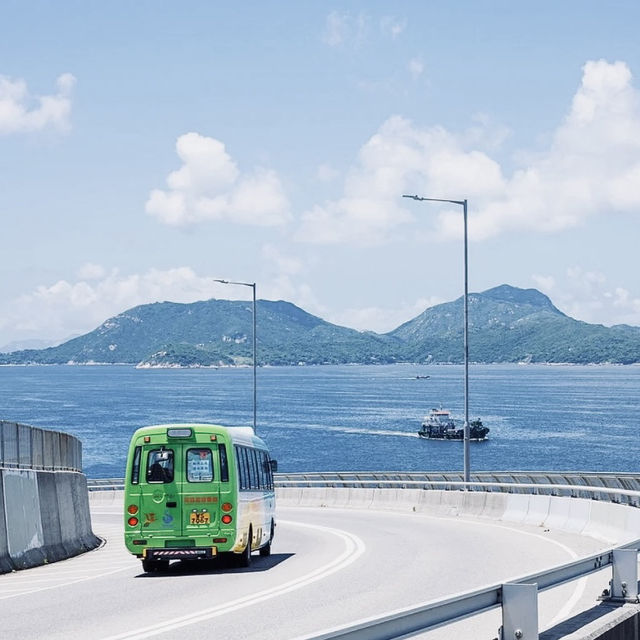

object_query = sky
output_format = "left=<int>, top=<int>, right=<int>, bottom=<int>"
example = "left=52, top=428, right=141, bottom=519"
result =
left=1, top=1, right=640, bottom=350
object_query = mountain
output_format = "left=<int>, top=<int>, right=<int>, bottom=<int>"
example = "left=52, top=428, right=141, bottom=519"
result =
left=390, top=284, right=640, bottom=364
left=0, top=299, right=402, bottom=366
left=1, top=285, right=638, bottom=365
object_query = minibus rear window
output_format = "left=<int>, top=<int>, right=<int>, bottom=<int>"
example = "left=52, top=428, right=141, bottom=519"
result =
left=219, top=444, right=229, bottom=482
left=131, top=446, right=141, bottom=485
left=186, top=448, right=213, bottom=482
left=146, top=449, right=174, bottom=483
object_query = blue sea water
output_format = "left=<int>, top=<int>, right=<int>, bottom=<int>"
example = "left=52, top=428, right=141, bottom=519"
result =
left=0, top=364, right=639, bottom=478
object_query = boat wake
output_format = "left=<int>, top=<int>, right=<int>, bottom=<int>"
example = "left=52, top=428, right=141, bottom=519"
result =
left=279, top=422, right=419, bottom=438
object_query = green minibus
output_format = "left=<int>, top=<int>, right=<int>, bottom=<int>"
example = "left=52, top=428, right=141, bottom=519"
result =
left=124, top=423, right=277, bottom=572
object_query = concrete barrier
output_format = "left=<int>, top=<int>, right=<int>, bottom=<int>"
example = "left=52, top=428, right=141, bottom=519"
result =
left=563, top=497, right=592, bottom=534
left=524, top=494, right=552, bottom=527
left=71, top=473, right=100, bottom=550
left=544, top=495, right=572, bottom=531
left=56, top=472, right=82, bottom=556
left=0, top=468, right=100, bottom=573
left=0, top=472, right=13, bottom=573
left=276, top=487, right=640, bottom=546
left=502, top=493, right=531, bottom=524
left=2, top=469, right=46, bottom=569
left=36, top=471, right=67, bottom=563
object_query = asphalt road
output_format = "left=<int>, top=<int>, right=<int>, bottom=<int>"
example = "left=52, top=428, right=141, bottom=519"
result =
left=0, top=495, right=612, bottom=640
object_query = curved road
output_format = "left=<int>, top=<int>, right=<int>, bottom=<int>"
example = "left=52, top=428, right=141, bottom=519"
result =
left=0, top=496, right=610, bottom=640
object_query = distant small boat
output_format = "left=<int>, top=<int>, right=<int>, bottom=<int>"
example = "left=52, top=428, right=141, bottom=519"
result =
left=418, top=407, right=489, bottom=441
left=415, top=375, right=430, bottom=379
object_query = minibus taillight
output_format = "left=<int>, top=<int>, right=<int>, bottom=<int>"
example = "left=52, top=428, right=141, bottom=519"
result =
left=221, top=502, right=233, bottom=512
left=127, top=504, right=139, bottom=515
left=221, top=514, right=232, bottom=525
left=128, top=516, right=139, bottom=527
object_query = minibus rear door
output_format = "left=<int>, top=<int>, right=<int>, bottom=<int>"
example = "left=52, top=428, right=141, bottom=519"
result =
left=182, top=445, right=221, bottom=537
left=139, top=445, right=183, bottom=536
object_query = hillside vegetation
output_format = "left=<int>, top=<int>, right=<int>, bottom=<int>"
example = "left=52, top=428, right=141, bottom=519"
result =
left=1, top=285, right=638, bottom=366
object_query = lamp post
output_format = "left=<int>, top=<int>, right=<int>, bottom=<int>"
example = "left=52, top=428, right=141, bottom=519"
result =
left=213, top=279, right=257, bottom=433
left=402, top=194, right=470, bottom=483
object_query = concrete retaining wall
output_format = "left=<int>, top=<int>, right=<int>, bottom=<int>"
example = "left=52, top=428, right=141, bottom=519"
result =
left=278, top=487, right=640, bottom=639
left=0, top=468, right=101, bottom=573
left=276, top=487, right=640, bottom=545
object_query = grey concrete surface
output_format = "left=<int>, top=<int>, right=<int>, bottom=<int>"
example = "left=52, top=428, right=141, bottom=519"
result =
left=0, top=492, right=614, bottom=640
left=0, top=468, right=100, bottom=572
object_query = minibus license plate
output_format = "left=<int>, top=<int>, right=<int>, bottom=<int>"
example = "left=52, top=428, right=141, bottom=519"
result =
left=190, top=512, right=211, bottom=525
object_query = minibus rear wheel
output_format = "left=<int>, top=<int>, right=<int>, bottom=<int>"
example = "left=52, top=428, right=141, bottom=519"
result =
left=259, top=520, right=274, bottom=557
left=142, top=558, right=169, bottom=573
left=238, top=527, right=252, bottom=568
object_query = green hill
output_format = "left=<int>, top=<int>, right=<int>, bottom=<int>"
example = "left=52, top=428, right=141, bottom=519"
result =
left=1, top=285, right=639, bottom=365
left=390, top=284, right=640, bottom=364
left=0, top=299, right=402, bottom=366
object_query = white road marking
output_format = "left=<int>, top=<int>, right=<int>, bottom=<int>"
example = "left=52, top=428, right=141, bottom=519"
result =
left=98, top=519, right=366, bottom=640
left=0, top=565, right=135, bottom=600
left=0, top=524, right=136, bottom=600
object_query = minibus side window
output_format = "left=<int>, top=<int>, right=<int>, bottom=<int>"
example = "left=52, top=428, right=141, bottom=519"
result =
left=241, top=448, right=251, bottom=490
left=246, top=449, right=254, bottom=489
left=131, top=446, right=141, bottom=485
left=235, top=446, right=247, bottom=491
left=259, top=451, right=268, bottom=489
left=219, top=444, right=229, bottom=482
left=146, top=449, right=174, bottom=483
left=250, top=449, right=260, bottom=489
left=265, top=455, right=274, bottom=490
left=186, top=448, right=213, bottom=482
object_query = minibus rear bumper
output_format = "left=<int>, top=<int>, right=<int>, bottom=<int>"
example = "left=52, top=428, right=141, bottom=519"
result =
left=143, top=547, right=217, bottom=561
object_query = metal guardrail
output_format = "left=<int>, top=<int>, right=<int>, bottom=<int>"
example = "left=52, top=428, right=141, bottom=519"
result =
left=273, top=471, right=640, bottom=504
left=0, top=420, right=82, bottom=472
left=298, top=544, right=640, bottom=640
left=88, top=470, right=640, bottom=492
left=87, top=471, right=640, bottom=639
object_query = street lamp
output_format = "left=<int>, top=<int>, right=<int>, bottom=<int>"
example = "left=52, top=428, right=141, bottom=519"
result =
left=213, top=279, right=257, bottom=433
left=402, top=194, right=471, bottom=483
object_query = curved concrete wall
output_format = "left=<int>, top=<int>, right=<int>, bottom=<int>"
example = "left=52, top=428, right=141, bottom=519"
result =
left=0, top=468, right=101, bottom=573
left=276, top=487, right=640, bottom=545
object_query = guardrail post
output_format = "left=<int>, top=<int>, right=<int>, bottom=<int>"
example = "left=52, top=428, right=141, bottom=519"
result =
left=611, top=549, right=638, bottom=601
left=501, top=583, right=538, bottom=640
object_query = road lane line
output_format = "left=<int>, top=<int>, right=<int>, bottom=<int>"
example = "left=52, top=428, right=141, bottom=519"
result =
left=0, top=565, right=136, bottom=600
left=98, top=519, right=366, bottom=640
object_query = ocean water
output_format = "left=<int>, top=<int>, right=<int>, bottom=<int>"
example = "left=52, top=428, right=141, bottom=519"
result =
left=0, top=364, right=639, bottom=478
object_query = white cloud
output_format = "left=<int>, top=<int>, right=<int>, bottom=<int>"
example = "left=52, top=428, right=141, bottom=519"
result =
left=323, top=12, right=405, bottom=49
left=0, top=267, right=226, bottom=345
left=0, top=73, right=76, bottom=135
left=322, top=10, right=369, bottom=48
left=146, top=132, right=290, bottom=227
left=380, top=16, right=406, bottom=40
left=316, top=163, right=340, bottom=182
left=261, top=244, right=302, bottom=276
left=408, top=57, right=424, bottom=80
left=532, top=267, right=640, bottom=327
left=295, top=116, right=502, bottom=245
left=328, top=296, right=444, bottom=333
left=0, top=263, right=322, bottom=346
left=531, top=274, right=556, bottom=292
left=76, top=262, right=107, bottom=280
left=296, top=60, right=640, bottom=245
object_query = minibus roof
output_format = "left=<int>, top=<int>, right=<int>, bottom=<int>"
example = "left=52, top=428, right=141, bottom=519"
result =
left=130, top=423, right=267, bottom=448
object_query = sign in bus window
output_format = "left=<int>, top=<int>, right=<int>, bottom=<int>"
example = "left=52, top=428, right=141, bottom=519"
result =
left=187, top=448, right=214, bottom=482
left=146, top=449, right=174, bottom=483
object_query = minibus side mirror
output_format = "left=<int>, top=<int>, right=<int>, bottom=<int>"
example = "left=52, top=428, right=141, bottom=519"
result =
left=269, top=459, right=278, bottom=473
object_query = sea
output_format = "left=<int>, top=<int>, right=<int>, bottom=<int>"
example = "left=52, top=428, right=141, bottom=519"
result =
left=0, top=363, right=639, bottom=479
